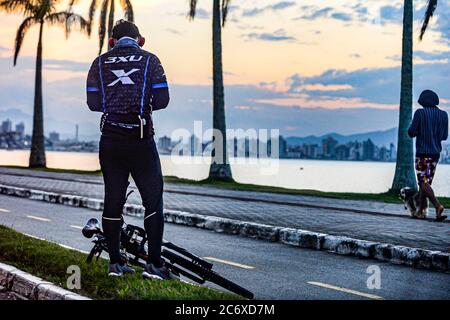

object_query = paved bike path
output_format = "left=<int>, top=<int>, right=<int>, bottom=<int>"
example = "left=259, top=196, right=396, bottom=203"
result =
left=0, top=167, right=448, bottom=252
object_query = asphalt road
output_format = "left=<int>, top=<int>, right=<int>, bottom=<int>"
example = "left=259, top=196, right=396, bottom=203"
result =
left=0, top=194, right=449, bottom=300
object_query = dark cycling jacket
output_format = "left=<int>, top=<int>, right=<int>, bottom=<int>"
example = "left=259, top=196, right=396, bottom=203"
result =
left=86, top=38, right=169, bottom=116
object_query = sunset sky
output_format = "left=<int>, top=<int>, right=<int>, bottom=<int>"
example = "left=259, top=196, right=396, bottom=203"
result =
left=0, top=0, right=449, bottom=140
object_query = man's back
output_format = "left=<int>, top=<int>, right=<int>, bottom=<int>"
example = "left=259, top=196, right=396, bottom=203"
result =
left=86, top=37, right=168, bottom=115
left=408, top=107, right=448, bottom=156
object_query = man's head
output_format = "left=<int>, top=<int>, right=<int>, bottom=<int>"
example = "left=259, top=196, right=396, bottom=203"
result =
left=109, top=19, right=145, bottom=48
left=418, top=89, right=439, bottom=108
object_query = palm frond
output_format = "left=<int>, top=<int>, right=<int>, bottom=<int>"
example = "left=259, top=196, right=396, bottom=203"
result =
left=68, top=0, right=79, bottom=6
left=107, top=0, right=114, bottom=38
left=98, top=0, right=109, bottom=54
left=119, top=0, right=133, bottom=22
left=188, top=0, right=197, bottom=20
left=66, top=12, right=89, bottom=37
left=46, top=11, right=89, bottom=38
left=35, top=0, right=53, bottom=20
left=87, top=0, right=98, bottom=35
left=221, top=0, right=231, bottom=26
left=419, top=0, right=437, bottom=41
left=0, top=0, right=37, bottom=15
left=13, top=16, right=36, bottom=65
left=68, top=0, right=80, bottom=12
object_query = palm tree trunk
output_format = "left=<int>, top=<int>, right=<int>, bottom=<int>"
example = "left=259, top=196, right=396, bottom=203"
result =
left=107, top=0, right=115, bottom=51
left=29, top=21, right=46, bottom=168
left=208, top=0, right=233, bottom=181
left=391, top=0, right=416, bottom=193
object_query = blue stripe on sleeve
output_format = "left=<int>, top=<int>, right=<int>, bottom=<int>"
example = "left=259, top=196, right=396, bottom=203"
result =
left=140, top=56, right=151, bottom=115
left=152, top=82, right=168, bottom=89
left=98, top=57, right=106, bottom=112
left=87, top=87, right=100, bottom=92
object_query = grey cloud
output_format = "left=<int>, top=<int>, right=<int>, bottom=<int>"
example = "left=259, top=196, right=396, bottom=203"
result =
left=295, top=6, right=354, bottom=22
left=330, top=12, right=352, bottom=21
left=178, top=8, right=210, bottom=19
left=242, top=1, right=296, bottom=17
left=155, top=84, right=401, bottom=137
left=287, top=62, right=450, bottom=105
left=243, top=29, right=296, bottom=42
left=414, top=51, right=450, bottom=61
left=194, top=8, right=210, bottom=19
left=379, top=5, right=403, bottom=22
left=296, top=6, right=333, bottom=20
left=349, top=1, right=449, bottom=44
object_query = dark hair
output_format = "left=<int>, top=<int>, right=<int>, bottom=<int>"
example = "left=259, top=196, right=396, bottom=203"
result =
left=418, top=89, right=439, bottom=108
left=111, top=19, right=140, bottom=40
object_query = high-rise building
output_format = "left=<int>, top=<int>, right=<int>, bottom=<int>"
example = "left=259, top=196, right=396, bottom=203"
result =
left=75, top=124, right=79, bottom=142
left=389, top=143, right=397, bottom=161
left=279, top=136, right=287, bottom=158
left=303, top=144, right=319, bottom=159
left=362, top=139, right=375, bottom=160
left=49, top=131, right=60, bottom=143
left=158, top=136, right=171, bottom=151
left=335, top=144, right=350, bottom=160
left=322, top=136, right=338, bottom=158
left=1, top=119, right=12, bottom=133
left=15, top=122, right=25, bottom=137
left=190, top=134, right=200, bottom=156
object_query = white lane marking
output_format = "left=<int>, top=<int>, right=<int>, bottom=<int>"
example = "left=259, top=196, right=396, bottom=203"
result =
left=203, top=257, right=255, bottom=270
left=58, top=243, right=90, bottom=254
left=23, top=233, right=91, bottom=255
left=307, top=281, right=384, bottom=300
left=70, top=225, right=83, bottom=230
left=0, top=208, right=11, bottom=213
left=26, top=215, right=51, bottom=222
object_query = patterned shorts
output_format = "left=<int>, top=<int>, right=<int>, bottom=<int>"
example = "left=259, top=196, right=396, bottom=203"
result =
left=415, top=156, right=438, bottom=185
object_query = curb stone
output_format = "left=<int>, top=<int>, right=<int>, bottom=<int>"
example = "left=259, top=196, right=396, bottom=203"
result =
left=0, top=262, right=90, bottom=300
left=1, top=184, right=449, bottom=272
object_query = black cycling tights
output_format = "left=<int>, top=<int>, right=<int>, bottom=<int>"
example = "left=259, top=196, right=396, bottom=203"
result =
left=99, top=135, right=164, bottom=267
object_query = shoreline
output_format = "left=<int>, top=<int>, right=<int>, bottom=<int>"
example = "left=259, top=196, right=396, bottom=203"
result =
left=2, top=149, right=449, bottom=165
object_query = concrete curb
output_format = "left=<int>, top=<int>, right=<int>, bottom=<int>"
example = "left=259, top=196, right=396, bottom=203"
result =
left=1, top=184, right=449, bottom=272
left=0, top=262, right=91, bottom=300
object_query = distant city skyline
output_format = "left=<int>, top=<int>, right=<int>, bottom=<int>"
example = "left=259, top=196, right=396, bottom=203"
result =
left=2, top=116, right=449, bottom=164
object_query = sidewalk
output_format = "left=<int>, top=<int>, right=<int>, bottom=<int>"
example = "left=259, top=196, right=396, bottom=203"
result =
left=0, top=167, right=448, bottom=253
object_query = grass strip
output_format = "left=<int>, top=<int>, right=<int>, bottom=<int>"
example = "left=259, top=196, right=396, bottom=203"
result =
left=0, top=225, right=238, bottom=300
left=163, top=176, right=450, bottom=208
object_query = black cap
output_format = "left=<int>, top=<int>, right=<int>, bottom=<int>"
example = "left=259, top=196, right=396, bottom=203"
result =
left=111, top=19, right=140, bottom=40
left=418, top=89, right=439, bottom=108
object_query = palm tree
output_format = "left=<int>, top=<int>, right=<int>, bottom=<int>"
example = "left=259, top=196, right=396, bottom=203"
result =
left=189, top=0, right=233, bottom=181
left=70, top=0, right=134, bottom=54
left=0, top=0, right=89, bottom=168
left=391, top=0, right=438, bottom=193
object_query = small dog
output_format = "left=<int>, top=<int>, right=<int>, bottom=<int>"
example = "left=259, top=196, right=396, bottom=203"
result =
left=400, top=187, right=428, bottom=219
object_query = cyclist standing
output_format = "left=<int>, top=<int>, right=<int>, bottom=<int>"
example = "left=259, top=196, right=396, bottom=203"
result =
left=86, top=20, right=172, bottom=278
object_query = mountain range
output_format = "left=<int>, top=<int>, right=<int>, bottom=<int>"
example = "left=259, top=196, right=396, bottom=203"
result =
left=286, top=127, right=398, bottom=147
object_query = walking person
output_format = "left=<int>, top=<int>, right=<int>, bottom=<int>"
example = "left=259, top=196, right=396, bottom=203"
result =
left=86, top=20, right=173, bottom=278
left=408, top=89, right=448, bottom=222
